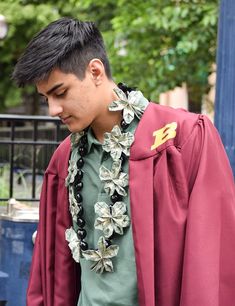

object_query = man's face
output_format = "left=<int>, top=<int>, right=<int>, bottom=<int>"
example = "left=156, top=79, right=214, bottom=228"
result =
left=36, top=68, right=104, bottom=132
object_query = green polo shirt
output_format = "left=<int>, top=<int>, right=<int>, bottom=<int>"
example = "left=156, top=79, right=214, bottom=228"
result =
left=77, top=118, right=139, bottom=306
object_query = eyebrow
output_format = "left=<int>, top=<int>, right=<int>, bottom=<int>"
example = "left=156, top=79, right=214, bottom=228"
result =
left=39, top=83, right=64, bottom=96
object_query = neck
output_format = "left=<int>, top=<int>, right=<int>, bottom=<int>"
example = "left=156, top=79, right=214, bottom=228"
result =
left=90, top=81, right=121, bottom=143
left=91, top=111, right=122, bottom=143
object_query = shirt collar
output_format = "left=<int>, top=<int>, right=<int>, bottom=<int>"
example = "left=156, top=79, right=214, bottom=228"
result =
left=86, top=127, right=102, bottom=153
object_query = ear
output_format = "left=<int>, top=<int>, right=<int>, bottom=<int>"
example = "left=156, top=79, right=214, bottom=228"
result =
left=87, top=59, right=105, bottom=86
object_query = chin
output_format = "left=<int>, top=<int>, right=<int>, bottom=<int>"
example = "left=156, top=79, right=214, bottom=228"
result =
left=67, top=126, right=81, bottom=133
left=67, top=124, right=88, bottom=133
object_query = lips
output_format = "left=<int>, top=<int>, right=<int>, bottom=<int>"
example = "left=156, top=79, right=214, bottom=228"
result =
left=61, top=116, right=71, bottom=124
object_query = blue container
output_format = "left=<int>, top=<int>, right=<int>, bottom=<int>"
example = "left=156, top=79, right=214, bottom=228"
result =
left=0, top=203, right=38, bottom=306
left=0, top=270, right=8, bottom=303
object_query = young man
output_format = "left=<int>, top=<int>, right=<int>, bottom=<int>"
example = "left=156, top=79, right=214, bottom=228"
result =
left=13, top=17, right=235, bottom=306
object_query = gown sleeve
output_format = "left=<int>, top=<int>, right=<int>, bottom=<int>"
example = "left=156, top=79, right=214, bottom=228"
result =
left=152, top=114, right=235, bottom=306
left=27, top=168, right=80, bottom=305
left=26, top=233, right=44, bottom=305
left=179, top=115, right=235, bottom=305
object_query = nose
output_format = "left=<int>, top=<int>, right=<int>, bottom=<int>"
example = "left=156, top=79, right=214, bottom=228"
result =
left=48, top=100, right=63, bottom=117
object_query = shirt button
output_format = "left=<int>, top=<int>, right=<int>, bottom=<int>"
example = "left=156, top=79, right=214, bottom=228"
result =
left=102, top=152, right=109, bottom=161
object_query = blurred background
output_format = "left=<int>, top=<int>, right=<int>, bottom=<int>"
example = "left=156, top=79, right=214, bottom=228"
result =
left=0, top=0, right=218, bottom=117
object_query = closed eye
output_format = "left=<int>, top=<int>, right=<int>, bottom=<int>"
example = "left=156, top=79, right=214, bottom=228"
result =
left=55, top=90, right=67, bottom=98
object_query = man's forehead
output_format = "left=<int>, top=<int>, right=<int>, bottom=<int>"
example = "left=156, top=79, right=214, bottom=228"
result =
left=36, top=69, right=74, bottom=93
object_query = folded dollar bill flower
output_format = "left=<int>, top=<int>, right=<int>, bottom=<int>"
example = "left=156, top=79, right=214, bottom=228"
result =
left=65, top=227, right=81, bottom=263
left=99, top=161, right=128, bottom=196
left=68, top=188, right=82, bottom=222
left=70, top=132, right=83, bottom=149
left=94, top=201, right=130, bottom=237
left=65, top=159, right=78, bottom=186
left=102, top=125, right=134, bottom=161
left=82, top=236, right=119, bottom=273
left=109, top=87, right=149, bottom=124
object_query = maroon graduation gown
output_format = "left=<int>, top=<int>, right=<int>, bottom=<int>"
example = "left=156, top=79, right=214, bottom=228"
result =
left=27, top=103, right=235, bottom=306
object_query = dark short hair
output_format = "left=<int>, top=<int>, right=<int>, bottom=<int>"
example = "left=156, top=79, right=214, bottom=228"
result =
left=12, top=17, right=112, bottom=87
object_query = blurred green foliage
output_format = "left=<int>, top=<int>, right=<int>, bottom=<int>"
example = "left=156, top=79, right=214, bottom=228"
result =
left=0, top=0, right=218, bottom=112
